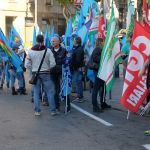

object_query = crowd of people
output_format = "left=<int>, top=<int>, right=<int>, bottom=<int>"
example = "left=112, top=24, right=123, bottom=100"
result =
left=0, top=33, right=114, bottom=116
left=0, top=32, right=150, bottom=121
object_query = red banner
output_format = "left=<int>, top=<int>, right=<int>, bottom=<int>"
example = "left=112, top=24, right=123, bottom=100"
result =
left=74, top=0, right=82, bottom=6
left=143, top=0, right=149, bottom=24
left=143, top=22, right=150, bottom=32
left=121, top=21, right=150, bottom=113
left=98, top=1, right=106, bottom=39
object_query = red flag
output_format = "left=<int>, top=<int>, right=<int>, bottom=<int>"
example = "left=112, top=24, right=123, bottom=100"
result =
left=89, top=6, right=93, bottom=20
left=143, top=21, right=150, bottom=31
left=143, top=0, right=149, bottom=24
left=74, top=0, right=82, bottom=6
left=121, top=21, right=150, bottom=113
left=98, top=1, right=106, bottom=39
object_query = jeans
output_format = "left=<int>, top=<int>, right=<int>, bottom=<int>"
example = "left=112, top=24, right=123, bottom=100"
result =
left=92, top=73, right=106, bottom=108
left=0, top=68, right=5, bottom=86
left=9, top=70, right=24, bottom=89
left=33, top=73, right=56, bottom=112
left=51, top=74, right=61, bottom=109
left=73, top=70, right=83, bottom=98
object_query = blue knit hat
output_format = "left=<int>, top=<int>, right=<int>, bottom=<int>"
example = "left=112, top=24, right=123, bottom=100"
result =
left=11, top=42, right=19, bottom=49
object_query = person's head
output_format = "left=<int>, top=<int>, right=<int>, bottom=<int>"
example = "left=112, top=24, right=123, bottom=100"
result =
left=36, top=34, right=44, bottom=44
left=95, top=38, right=104, bottom=48
left=11, top=42, right=19, bottom=53
left=51, top=36, right=60, bottom=48
left=74, top=36, right=82, bottom=46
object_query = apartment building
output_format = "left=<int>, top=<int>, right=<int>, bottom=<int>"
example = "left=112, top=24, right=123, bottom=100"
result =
left=0, top=0, right=75, bottom=47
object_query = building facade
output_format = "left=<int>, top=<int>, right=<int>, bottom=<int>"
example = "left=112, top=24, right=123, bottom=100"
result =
left=0, top=0, right=75, bottom=47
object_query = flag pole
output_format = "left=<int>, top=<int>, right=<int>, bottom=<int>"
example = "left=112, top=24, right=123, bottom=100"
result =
left=127, top=110, right=130, bottom=120
left=65, top=68, right=68, bottom=115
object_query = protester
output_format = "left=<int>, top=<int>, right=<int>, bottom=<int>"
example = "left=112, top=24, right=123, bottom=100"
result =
left=121, top=33, right=132, bottom=77
left=139, top=57, right=150, bottom=136
left=90, top=38, right=111, bottom=112
left=8, top=44, right=26, bottom=95
left=50, top=35, right=66, bottom=111
left=0, top=53, right=5, bottom=89
left=71, top=36, right=84, bottom=102
left=25, top=34, right=57, bottom=116
left=14, top=38, right=27, bottom=92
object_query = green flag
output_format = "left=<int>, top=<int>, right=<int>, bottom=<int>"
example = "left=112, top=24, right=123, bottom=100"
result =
left=97, top=6, right=121, bottom=92
left=126, top=0, right=135, bottom=39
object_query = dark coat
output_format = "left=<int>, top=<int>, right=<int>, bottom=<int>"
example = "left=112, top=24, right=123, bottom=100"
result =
left=147, top=61, right=150, bottom=89
left=51, top=46, right=66, bottom=75
left=71, top=45, right=84, bottom=70
left=91, top=46, right=102, bottom=72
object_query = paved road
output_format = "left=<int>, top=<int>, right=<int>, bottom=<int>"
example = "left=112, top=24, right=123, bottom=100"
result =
left=0, top=78, right=149, bottom=150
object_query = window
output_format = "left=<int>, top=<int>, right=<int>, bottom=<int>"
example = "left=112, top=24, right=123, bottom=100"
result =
left=25, top=17, right=34, bottom=27
left=45, top=0, right=53, bottom=6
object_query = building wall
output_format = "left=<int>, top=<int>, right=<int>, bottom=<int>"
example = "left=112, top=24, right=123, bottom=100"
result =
left=0, top=0, right=75, bottom=47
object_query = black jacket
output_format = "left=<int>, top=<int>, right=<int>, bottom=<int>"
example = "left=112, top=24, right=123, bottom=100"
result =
left=71, top=45, right=84, bottom=70
left=91, top=46, right=102, bottom=72
left=31, top=44, right=46, bottom=51
left=147, top=61, right=150, bottom=89
left=51, top=46, right=66, bottom=75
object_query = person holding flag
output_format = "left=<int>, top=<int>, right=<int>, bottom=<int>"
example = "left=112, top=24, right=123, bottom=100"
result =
left=139, top=56, right=150, bottom=136
left=9, top=43, right=26, bottom=95
left=50, top=35, right=66, bottom=112
left=91, top=38, right=111, bottom=113
left=71, top=36, right=84, bottom=102
left=13, top=38, right=27, bottom=93
left=0, top=54, right=4, bottom=89
left=121, top=33, right=132, bottom=77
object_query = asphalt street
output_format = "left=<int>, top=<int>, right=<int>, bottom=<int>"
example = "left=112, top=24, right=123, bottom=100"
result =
left=0, top=77, right=149, bottom=150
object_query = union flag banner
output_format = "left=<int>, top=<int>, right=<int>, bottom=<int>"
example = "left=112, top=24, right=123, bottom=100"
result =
left=121, top=21, right=150, bottom=113
left=143, top=21, right=150, bottom=32
left=98, top=1, right=106, bottom=39
left=74, top=0, right=82, bottom=6
left=143, top=0, right=149, bottom=24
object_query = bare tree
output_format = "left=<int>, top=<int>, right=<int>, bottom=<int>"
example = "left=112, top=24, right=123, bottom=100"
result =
left=56, top=0, right=74, bottom=23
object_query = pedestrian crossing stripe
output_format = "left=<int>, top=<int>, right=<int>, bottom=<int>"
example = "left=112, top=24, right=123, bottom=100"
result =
left=143, top=144, right=150, bottom=150
left=71, top=103, right=113, bottom=127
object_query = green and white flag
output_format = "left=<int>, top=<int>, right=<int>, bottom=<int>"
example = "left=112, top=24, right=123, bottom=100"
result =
left=126, top=0, right=134, bottom=29
left=97, top=6, right=121, bottom=92
left=126, top=0, right=135, bottom=39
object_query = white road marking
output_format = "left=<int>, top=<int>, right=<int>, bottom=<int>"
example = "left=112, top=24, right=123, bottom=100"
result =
left=143, top=144, right=150, bottom=150
left=71, top=103, right=113, bottom=127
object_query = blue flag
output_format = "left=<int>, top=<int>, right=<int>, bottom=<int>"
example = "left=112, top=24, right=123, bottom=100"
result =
left=65, top=18, right=73, bottom=52
left=60, top=62, right=72, bottom=101
left=32, top=26, right=36, bottom=46
left=44, top=24, right=50, bottom=47
left=0, top=28, right=23, bottom=72
left=77, top=19, right=92, bottom=45
left=87, top=69, right=95, bottom=83
left=49, top=25, right=55, bottom=45
left=9, top=25, right=23, bottom=46
left=82, top=0, right=94, bottom=17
